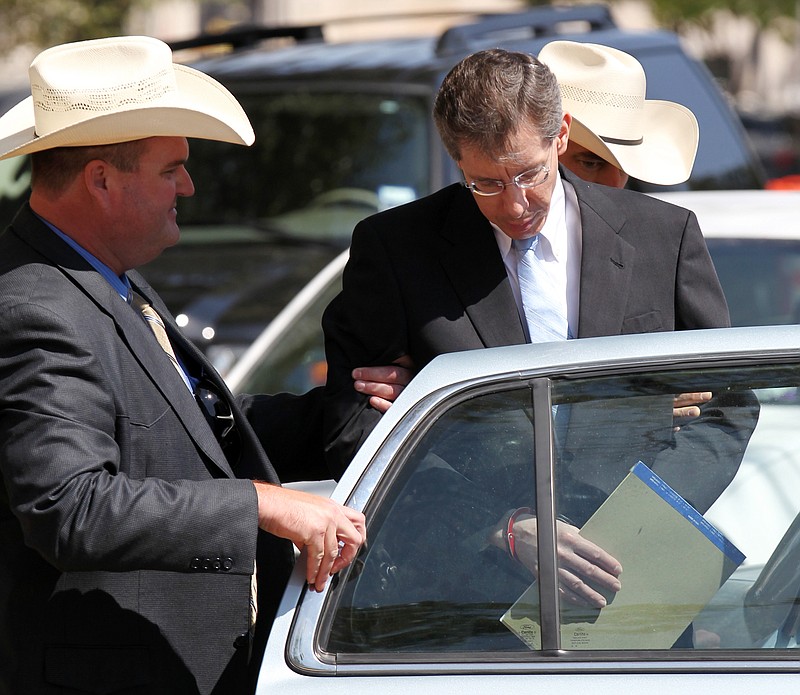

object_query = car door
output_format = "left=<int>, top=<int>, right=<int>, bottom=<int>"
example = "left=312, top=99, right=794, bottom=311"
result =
left=257, top=326, right=800, bottom=693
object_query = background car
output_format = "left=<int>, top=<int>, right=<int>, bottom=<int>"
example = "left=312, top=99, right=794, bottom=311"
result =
left=226, top=189, right=800, bottom=397
left=255, top=325, right=800, bottom=692
left=0, top=6, right=766, bottom=373
left=654, top=189, right=800, bottom=327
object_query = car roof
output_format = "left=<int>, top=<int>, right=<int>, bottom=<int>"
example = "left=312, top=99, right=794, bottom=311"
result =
left=196, top=30, right=688, bottom=84
left=185, top=6, right=684, bottom=86
left=347, top=326, right=797, bottom=437
left=649, top=190, right=800, bottom=240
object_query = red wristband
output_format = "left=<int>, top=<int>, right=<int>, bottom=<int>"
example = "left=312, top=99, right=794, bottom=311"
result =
left=505, top=507, right=532, bottom=561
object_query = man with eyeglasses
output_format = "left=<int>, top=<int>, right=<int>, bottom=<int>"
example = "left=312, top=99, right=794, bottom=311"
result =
left=321, top=49, right=750, bottom=618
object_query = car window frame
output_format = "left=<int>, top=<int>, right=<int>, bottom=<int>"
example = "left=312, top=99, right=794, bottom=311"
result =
left=284, top=349, right=800, bottom=676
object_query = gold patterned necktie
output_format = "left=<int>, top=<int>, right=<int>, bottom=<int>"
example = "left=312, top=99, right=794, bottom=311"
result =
left=130, top=291, right=185, bottom=379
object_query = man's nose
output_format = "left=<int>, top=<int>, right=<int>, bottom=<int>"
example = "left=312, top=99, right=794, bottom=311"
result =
left=178, top=167, right=195, bottom=197
left=500, top=183, right=529, bottom=216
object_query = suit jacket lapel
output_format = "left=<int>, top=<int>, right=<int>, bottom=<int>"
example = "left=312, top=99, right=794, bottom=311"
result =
left=438, top=187, right=526, bottom=347
left=132, top=279, right=280, bottom=484
left=566, top=171, right=636, bottom=338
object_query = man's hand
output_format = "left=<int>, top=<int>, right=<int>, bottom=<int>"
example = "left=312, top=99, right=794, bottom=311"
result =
left=502, top=514, right=622, bottom=609
left=673, top=392, right=712, bottom=418
left=253, top=482, right=366, bottom=591
left=673, top=391, right=712, bottom=431
left=352, top=355, right=415, bottom=413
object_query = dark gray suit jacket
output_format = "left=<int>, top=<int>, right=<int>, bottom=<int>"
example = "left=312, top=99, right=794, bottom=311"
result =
left=322, top=170, right=751, bottom=495
left=0, top=204, right=294, bottom=695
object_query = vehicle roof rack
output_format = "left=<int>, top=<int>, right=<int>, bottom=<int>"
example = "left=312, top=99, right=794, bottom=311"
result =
left=436, top=4, right=617, bottom=56
left=168, top=24, right=324, bottom=52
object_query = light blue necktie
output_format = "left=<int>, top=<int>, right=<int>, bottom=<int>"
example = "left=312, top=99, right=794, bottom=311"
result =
left=514, top=235, right=569, bottom=343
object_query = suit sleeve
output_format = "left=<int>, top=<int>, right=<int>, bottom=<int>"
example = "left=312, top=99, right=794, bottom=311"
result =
left=237, top=387, right=330, bottom=483
left=650, top=388, right=760, bottom=513
left=322, top=220, right=410, bottom=479
left=559, top=386, right=760, bottom=526
left=675, top=208, right=731, bottom=329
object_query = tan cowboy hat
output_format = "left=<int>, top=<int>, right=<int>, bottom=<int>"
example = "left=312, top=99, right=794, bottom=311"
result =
left=0, top=35, right=254, bottom=161
left=538, top=40, right=698, bottom=186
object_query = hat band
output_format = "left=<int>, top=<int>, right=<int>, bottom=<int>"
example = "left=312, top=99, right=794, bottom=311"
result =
left=600, top=135, right=644, bottom=146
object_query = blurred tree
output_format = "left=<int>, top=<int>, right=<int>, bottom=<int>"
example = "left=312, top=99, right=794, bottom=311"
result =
left=523, top=0, right=799, bottom=112
left=0, top=0, right=153, bottom=54
left=521, top=0, right=797, bottom=28
left=644, top=0, right=796, bottom=30
left=643, top=0, right=799, bottom=106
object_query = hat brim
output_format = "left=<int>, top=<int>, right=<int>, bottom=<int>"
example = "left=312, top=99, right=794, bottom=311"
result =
left=0, top=64, right=254, bottom=161
left=567, top=100, right=698, bottom=186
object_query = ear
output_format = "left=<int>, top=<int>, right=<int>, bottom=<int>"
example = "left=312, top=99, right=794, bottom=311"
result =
left=83, top=159, right=113, bottom=205
left=555, top=113, right=571, bottom=156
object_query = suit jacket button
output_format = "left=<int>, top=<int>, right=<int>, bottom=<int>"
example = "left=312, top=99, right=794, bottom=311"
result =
left=190, top=557, right=201, bottom=570
left=234, top=633, right=250, bottom=650
left=222, top=558, right=233, bottom=571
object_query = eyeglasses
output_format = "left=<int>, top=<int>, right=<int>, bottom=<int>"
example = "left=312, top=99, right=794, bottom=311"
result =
left=463, top=164, right=550, bottom=197
left=195, top=378, right=236, bottom=443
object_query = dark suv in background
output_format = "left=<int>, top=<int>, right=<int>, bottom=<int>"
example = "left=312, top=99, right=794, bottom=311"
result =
left=0, top=5, right=765, bottom=372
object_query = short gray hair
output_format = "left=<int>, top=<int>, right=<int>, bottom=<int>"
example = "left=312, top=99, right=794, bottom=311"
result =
left=433, top=49, right=562, bottom=162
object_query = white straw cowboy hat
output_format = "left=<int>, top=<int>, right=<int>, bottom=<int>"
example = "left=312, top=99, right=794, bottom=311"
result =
left=538, top=40, right=698, bottom=185
left=0, top=35, right=254, bottom=161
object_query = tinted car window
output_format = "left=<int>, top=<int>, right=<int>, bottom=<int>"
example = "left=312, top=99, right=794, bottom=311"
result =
left=706, top=238, right=800, bottom=327
left=179, top=90, right=429, bottom=228
left=322, top=362, right=800, bottom=659
left=328, top=387, right=537, bottom=654
left=137, top=89, right=429, bottom=368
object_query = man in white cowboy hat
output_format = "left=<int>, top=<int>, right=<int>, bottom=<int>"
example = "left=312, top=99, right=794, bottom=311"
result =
left=321, top=48, right=756, bottom=625
left=540, top=40, right=699, bottom=189
left=0, top=35, right=383, bottom=695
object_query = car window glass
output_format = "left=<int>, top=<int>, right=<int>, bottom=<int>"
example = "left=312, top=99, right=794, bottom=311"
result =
left=326, top=387, right=537, bottom=654
left=706, top=238, right=800, bottom=327
left=234, top=269, right=341, bottom=394
left=321, top=362, right=800, bottom=661
left=179, top=91, right=429, bottom=238
left=537, top=367, right=764, bottom=651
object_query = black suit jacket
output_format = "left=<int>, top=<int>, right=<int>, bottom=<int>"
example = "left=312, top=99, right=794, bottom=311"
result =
left=0, top=205, right=295, bottom=695
left=322, top=170, right=748, bottom=491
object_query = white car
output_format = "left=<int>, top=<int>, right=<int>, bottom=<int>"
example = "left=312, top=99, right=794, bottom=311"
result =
left=252, top=326, right=800, bottom=693
left=654, top=190, right=800, bottom=327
